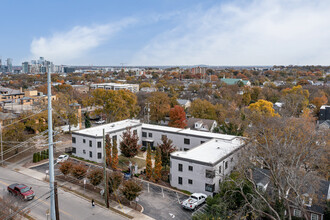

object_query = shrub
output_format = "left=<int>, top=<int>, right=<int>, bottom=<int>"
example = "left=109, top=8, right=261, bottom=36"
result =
left=120, top=180, right=142, bottom=202
left=71, top=163, right=87, bottom=179
left=108, top=172, right=123, bottom=195
left=33, top=153, right=37, bottom=163
left=59, top=161, right=73, bottom=175
left=87, top=169, right=103, bottom=186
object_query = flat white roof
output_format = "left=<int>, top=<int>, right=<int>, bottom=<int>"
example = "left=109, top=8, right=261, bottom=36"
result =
left=171, top=138, right=243, bottom=164
left=142, top=123, right=183, bottom=133
left=142, top=123, right=237, bottom=140
left=91, top=83, right=138, bottom=87
left=320, top=105, right=330, bottom=109
left=73, top=119, right=141, bottom=136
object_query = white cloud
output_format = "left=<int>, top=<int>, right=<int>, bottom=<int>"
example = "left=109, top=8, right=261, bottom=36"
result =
left=30, top=18, right=136, bottom=64
left=133, top=0, right=330, bottom=66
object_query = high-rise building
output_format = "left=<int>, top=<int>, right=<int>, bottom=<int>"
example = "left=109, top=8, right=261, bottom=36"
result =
left=22, top=62, right=29, bottom=73
left=6, top=58, right=13, bottom=73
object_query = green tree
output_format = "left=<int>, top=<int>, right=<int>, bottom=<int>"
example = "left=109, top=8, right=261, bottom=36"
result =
left=146, top=145, right=152, bottom=179
left=119, top=128, right=139, bottom=158
left=84, top=112, right=91, bottom=128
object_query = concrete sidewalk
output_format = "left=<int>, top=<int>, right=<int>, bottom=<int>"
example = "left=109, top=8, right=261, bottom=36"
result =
left=16, top=167, right=154, bottom=220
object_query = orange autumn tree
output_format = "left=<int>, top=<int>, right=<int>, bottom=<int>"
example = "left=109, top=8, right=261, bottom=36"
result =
left=153, top=147, right=162, bottom=182
left=105, top=134, right=112, bottom=167
left=111, top=140, right=118, bottom=170
left=311, top=94, right=328, bottom=115
left=168, top=105, right=187, bottom=128
left=146, top=144, right=152, bottom=179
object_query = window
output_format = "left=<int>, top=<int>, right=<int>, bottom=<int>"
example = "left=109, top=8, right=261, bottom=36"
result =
left=142, top=141, right=147, bottom=147
left=89, top=140, right=92, bottom=147
left=205, top=183, right=215, bottom=192
left=188, top=166, right=193, bottom=171
left=142, top=132, right=147, bottom=137
left=83, top=150, right=86, bottom=154
left=184, top=138, right=190, bottom=145
left=225, top=161, right=228, bottom=169
left=205, top=170, right=215, bottom=178
left=169, top=174, right=171, bottom=182
left=133, top=130, right=137, bottom=135
left=311, top=213, right=319, bottom=220
left=201, top=141, right=205, bottom=144
left=161, top=135, right=167, bottom=140
left=184, top=148, right=189, bottom=151
left=112, top=135, right=117, bottom=143
left=293, top=209, right=302, bottom=217
left=188, top=179, right=193, bottom=184
left=83, top=139, right=86, bottom=143
left=178, top=177, right=182, bottom=185
left=72, top=137, right=76, bottom=143
left=178, top=164, right=183, bottom=172
left=97, top=141, right=102, bottom=148
left=148, top=133, right=152, bottom=138
left=72, top=147, right=76, bottom=153
left=219, top=166, right=222, bottom=173
left=97, top=153, right=102, bottom=159
left=231, top=157, right=233, bottom=162
left=89, top=151, right=92, bottom=158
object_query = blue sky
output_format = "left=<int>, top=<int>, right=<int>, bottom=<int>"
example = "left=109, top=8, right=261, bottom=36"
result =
left=1, top=0, right=330, bottom=66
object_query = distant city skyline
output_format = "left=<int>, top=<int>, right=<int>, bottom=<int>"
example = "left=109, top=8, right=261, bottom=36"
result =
left=1, top=0, right=330, bottom=66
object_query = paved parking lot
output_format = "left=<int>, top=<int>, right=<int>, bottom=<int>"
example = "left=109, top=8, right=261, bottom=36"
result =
left=30, top=162, right=207, bottom=220
left=137, top=181, right=206, bottom=220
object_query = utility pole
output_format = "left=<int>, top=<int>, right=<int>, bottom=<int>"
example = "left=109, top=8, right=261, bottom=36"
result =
left=0, top=123, right=3, bottom=166
left=103, top=129, right=109, bottom=208
left=146, top=103, right=150, bottom=124
left=47, top=71, right=56, bottom=220
left=54, top=182, right=60, bottom=220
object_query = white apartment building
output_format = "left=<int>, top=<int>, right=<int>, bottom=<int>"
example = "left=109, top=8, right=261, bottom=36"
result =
left=71, top=119, right=244, bottom=194
left=90, top=83, right=139, bottom=93
left=170, top=138, right=243, bottom=196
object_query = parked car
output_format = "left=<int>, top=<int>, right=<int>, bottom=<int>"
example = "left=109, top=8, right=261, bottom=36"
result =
left=8, top=183, right=35, bottom=201
left=181, top=193, right=207, bottom=210
left=56, top=154, right=69, bottom=163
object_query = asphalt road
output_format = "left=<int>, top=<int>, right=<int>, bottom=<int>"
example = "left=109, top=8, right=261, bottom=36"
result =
left=0, top=167, right=127, bottom=220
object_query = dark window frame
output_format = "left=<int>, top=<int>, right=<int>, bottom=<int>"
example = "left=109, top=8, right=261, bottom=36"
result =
left=188, top=166, right=193, bottom=171
left=72, top=137, right=76, bottom=143
left=184, top=138, right=190, bottom=145
left=178, top=163, right=183, bottom=172
left=178, top=177, right=182, bottom=185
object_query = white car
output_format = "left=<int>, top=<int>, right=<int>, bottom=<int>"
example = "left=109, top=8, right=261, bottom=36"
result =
left=181, top=193, right=207, bottom=210
left=56, top=155, right=69, bottom=163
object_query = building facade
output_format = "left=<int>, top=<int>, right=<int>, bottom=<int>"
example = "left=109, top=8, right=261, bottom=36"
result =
left=71, top=119, right=244, bottom=195
left=90, top=83, right=139, bottom=93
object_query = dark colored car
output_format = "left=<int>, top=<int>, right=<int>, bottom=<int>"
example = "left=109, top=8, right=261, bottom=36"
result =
left=8, top=183, right=35, bottom=201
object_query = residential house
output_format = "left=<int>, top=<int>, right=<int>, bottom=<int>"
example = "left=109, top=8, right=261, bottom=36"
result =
left=177, top=99, right=191, bottom=109
left=186, top=118, right=217, bottom=132
left=221, top=78, right=251, bottom=86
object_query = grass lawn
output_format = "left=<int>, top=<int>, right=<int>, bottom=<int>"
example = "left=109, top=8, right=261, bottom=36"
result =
left=118, top=155, right=146, bottom=170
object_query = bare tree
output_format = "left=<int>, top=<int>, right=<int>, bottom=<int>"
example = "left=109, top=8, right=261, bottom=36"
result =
left=231, top=116, right=329, bottom=220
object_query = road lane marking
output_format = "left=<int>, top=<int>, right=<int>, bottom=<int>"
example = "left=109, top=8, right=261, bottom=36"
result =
left=0, top=179, right=9, bottom=186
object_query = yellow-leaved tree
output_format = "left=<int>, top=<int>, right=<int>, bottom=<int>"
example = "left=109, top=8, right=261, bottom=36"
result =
left=248, top=99, right=279, bottom=118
